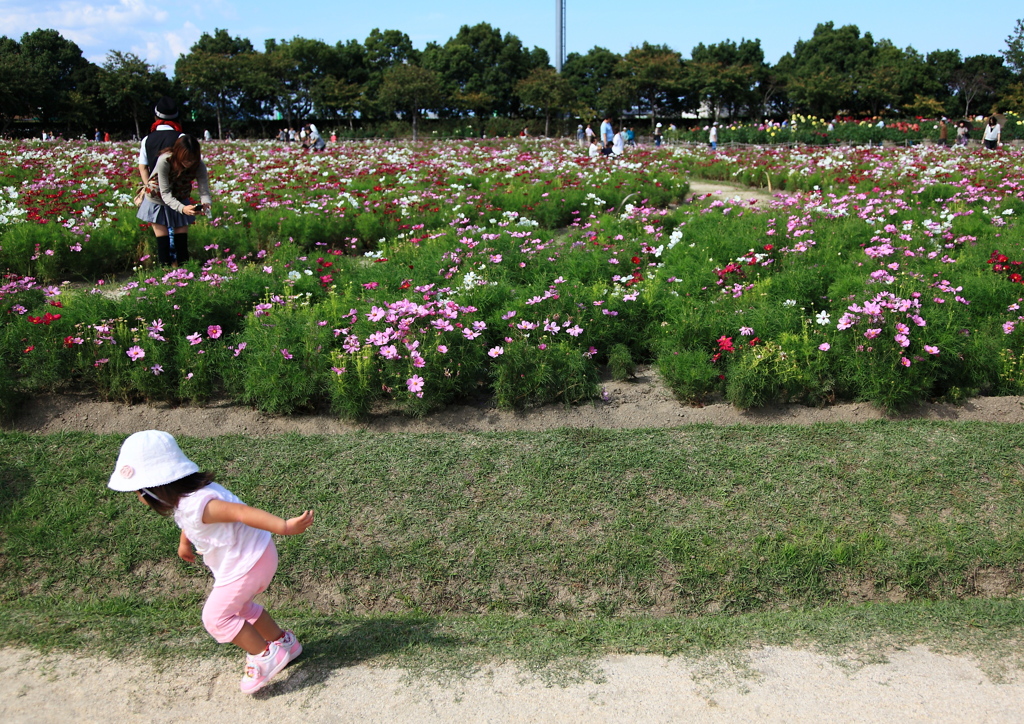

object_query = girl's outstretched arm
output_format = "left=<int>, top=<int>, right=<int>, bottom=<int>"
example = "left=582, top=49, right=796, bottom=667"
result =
left=202, top=500, right=314, bottom=535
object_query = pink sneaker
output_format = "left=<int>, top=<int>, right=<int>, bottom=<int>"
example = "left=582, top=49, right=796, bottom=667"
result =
left=277, top=630, right=303, bottom=664
left=240, top=641, right=290, bottom=694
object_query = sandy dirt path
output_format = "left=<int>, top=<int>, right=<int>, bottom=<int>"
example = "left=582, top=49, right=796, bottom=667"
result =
left=2, top=644, right=1022, bottom=723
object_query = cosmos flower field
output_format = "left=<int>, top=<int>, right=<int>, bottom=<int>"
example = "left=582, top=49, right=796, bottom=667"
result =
left=1, top=139, right=1022, bottom=418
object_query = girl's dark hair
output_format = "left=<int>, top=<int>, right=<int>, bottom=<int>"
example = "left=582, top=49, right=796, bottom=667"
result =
left=143, top=471, right=214, bottom=516
left=160, top=134, right=202, bottom=173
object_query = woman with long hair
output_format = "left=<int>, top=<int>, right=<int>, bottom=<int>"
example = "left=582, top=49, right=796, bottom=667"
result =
left=136, top=133, right=212, bottom=265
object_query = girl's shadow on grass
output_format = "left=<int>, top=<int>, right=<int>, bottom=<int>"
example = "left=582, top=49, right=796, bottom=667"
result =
left=256, top=616, right=459, bottom=697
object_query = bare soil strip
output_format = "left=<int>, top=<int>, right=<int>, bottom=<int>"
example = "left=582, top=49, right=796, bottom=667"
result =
left=2, top=644, right=1022, bottom=723
left=9, top=366, right=1024, bottom=437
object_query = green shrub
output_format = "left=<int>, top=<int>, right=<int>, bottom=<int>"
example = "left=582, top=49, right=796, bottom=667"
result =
left=230, top=304, right=334, bottom=414
left=609, top=343, right=636, bottom=381
left=491, top=341, right=599, bottom=410
left=657, top=348, right=719, bottom=403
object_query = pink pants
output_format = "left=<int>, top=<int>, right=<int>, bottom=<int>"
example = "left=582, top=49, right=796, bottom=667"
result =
left=202, top=542, right=278, bottom=643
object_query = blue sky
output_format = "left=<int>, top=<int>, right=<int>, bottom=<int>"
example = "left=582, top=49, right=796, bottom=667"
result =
left=0, top=0, right=1016, bottom=73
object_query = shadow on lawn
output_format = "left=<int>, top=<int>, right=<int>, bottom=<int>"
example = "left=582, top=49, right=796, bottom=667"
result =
left=257, top=616, right=459, bottom=697
left=0, top=463, right=34, bottom=508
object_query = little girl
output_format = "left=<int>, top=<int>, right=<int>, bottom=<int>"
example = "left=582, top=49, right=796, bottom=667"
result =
left=108, top=430, right=314, bottom=694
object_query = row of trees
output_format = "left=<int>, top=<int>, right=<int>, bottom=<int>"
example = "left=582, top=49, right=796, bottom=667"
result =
left=2, top=21, right=1023, bottom=138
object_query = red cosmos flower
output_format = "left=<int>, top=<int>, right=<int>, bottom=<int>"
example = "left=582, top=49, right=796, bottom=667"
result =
left=749, top=337, right=760, bottom=346
left=49, top=300, right=63, bottom=307
left=631, top=256, right=641, bottom=264
left=717, top=336, right=735, bottom=352
left=29, top=312, right=61, bottom=325
left=763, top=244, right=773, bottom=251
left=1010, top=274, right=1022, bottom=283
left=23, top=346, right=34, bottom=353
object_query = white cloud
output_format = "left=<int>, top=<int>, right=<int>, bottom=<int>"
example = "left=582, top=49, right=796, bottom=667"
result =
left=1, top=1, right=204, bottom=70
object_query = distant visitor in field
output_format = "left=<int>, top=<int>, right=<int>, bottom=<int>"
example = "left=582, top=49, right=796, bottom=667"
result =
left=307, top=122, right=326, bottom=152
left=588, top=137, right=601, bottom=158
left=654, top=122, right=663, bottom=147
left=709, top=123, right=718, bottom=150
left=983, top=116, right=1002, bottom=150
left=108, top=431, right=315, bottom=694
left=957, top=120, right=970, bottom=146
left=938, top=117, right=948, bottom=147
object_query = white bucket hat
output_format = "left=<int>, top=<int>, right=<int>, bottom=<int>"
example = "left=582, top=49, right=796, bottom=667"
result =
left=108, top=430, right=199, bottom=492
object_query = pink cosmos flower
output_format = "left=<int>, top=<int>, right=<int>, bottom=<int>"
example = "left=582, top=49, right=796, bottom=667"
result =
left=207, top=325, right=222, bottom=339
left=924, top=345, right=940, bottom=355
left=818, top=343, right=830, bottom=351
left=233, top=342, right=247, bottom=357
left=488, top=346, right=504, bottom=358
left=281, top=349, right=293, bottom=359
left=126, top=346, right=145, bottom=361
left=187, top=333, right=202, bottom=345
left=864, top=328, right=881, bottom=339
left=1003, top=321, right=1016, bottom=334
left=151, top=364, right=163, bottom=375
left=900, top=357, right=911, bottom=367
left=437, top=345, right=448, bottom=354
left=406, top=375, right=425, bottom=393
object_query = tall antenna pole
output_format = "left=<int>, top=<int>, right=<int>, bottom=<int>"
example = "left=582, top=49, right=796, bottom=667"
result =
left=555, top=0, right=566, bottom=72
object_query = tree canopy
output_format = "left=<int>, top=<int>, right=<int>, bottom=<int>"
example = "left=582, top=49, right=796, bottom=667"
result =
left=3, top=19, right=1024, bottom=137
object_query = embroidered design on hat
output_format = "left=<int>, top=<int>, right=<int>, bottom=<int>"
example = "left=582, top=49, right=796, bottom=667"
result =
left=120, top=465, right=135, bottom=479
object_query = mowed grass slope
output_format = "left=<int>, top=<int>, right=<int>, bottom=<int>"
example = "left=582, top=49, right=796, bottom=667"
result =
left=2, top=423, right=1024, bottom=666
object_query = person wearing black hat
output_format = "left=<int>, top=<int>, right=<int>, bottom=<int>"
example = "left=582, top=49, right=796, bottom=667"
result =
left=136, top=97, right=196, bottom=265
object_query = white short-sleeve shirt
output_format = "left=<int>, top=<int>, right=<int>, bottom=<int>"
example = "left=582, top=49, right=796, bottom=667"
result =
left=173, top=483, right=272, bottom=586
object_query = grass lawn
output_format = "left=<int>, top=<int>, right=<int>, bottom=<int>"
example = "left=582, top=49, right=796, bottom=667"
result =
left=2, top=423, right=1023, bottom=674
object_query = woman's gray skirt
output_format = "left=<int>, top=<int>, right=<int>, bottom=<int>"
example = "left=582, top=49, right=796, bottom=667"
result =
left=136, top=196, right=193, bottom=229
